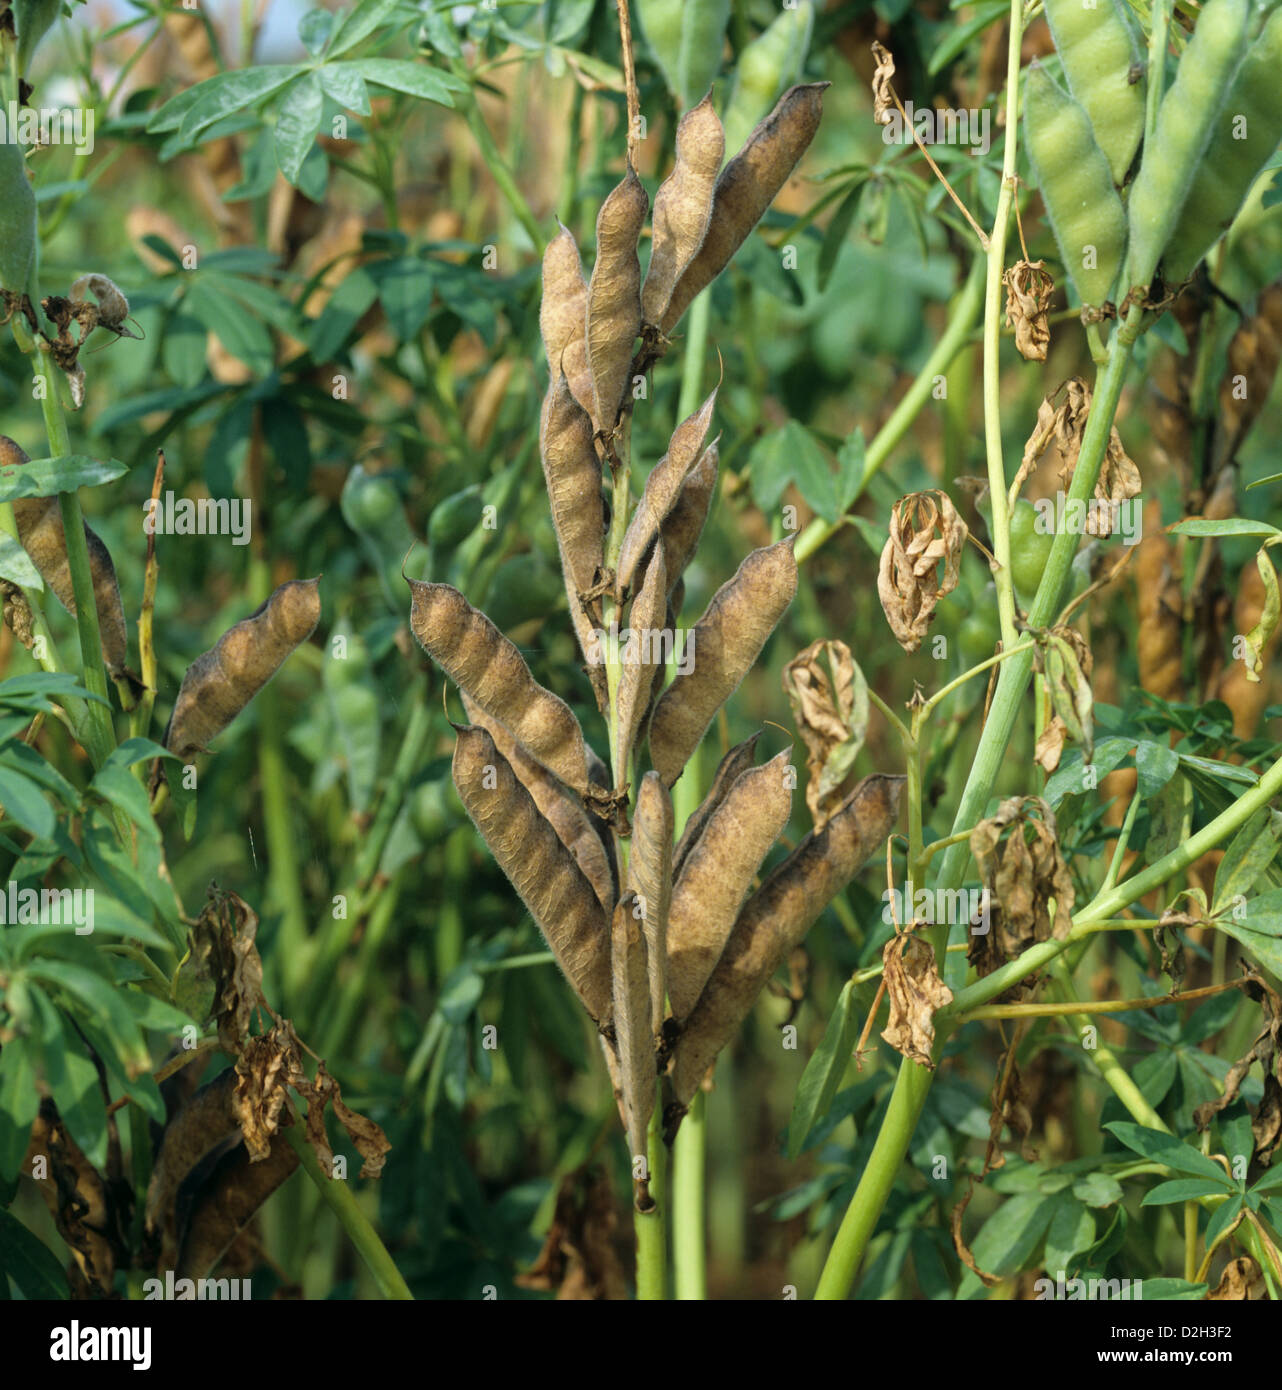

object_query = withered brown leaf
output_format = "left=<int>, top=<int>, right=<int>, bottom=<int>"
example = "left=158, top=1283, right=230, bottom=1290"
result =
left=877, top=491, right=968, bottom=653
left=880, top=931, right=952, bottom=1068
left=783, top=638, right=869, bottom=832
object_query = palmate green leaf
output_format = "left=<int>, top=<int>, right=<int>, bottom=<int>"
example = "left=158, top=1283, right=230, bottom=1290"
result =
left=1103, top=1122, right=1230, bottom=1181
left=309, top=265, right=380, bottom=361
left=25, top=959, right=148, bottom=1073
left=929, top=0, right=1008, bottom=74
left=1169, top=518, right=1281, bottom=539
left=373, top=256, right=435, bottom=342
left=81, top=809, right=182, bottom=939
left=786, top=980, right=858, bottom=1159
left=1141, top=1178, right=1234, bottom=1206
left=1213, top=894, right=1282, bottom=978
left=319, top=62, right=371, bottom=115
left=817, top=178, right=866, bottom=292
left=0, top=533, right=41, bottom=591
left=1139, top=1277, right=1209, bottom=1299
left=0, top=1034, right=39, bottom=1180
left=0, top=768, right=53, bottom=840
left=151, top=66, right=306, bottom=142
left=1213, top=807, right=1281, bottom=914
left=3, top=742, right=78, bottom=808
left=347, top=59, right=466, bottom=106
left=1071, top=1172, right=1124, bottom=1208
left=186, top=280, right=275, bottom=375
left=749, top=420, right=840, bottom=522
left=1204, top=1193, right=1244, bottom=1252
left=89, top=765, right=159, bottom=844
left=0, top=1209, right=68, bottom=1300
left=0, top=454, right=127, bottom=502
left=960, top=1192, right=1059, bottom=1291
left=1135, top=738, right=1179, bottom=799
left=276, top=72, right=325, bottom=186
left=328, top=0, right=404, bottom=58
left=1044, top=1194, right=1095, bottom=1273
left=1251, top=1163, right=1282, bottom=1194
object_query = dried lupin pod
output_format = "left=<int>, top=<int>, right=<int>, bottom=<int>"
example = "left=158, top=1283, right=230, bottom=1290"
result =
left=672, top=732, right=761, bottom=873
left=462, top=692, right=617, bottom=913
left=586, top=167, right=648, bottom=437
left=668, top=773, right=904, bottom=1111
left=649, top=537, right=798, bottom=785
left=629, top=771, right=674, bottom=1036
left=610, top=893, right=656, bottom=1209
left=658, top=442, right=718, bottom=599
left=662, top=83, right=828, bottom=334
left=540, top=223, right=594, bottom=416
left=451, top=723, right=612, bottom=1028
left=614, top=544, right=667, bottom=775
left=642, top=95, right=725, bottom=329
left=166, top=578, right=321, bottom=759
left=409, top=579, right=591, bottom=795
left=666, top=747, right=794, bottom=1022
left=0, top=435, right=130, bottom=681
left=616, top=390, right=717, bottom=596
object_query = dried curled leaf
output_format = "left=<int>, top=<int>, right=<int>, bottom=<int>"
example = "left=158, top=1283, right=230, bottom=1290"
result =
left=672, top=732, right=761, bottom=873
left=540, top=222, right=594, bottom=416
left=667, top=747, right=793, bottom=1022
left=783, top=639, right=869, bottom=832
left=166, top=577, right=321, bottom=759
left=877, top=491, right=967, bottom=653
left=630, top=771, right=674, bottom=1037
left=1193, top=974, right=1281, bottom=1166
left=295, top=1059, right=392, bottom=1180
left=1002, top=259, right=1053, bottom=363
left=613, top=544, right=669, bottom=777
left=880, top=931, right=953, bottom=1069
left=870, top=41, right=896, bottom=125
left=663, top=84, right=828, bottom=334
left=452, top=723, right=612, bottom=1026
left=610, top=894, right=656, bottom=1208
left=617, top=391, right=717, bottom=596
left=1241, top=547, right=1281, bottom=685
left=967, top=796, right=1075, bottom=981
left=642, top=94, right=725, bottom=328
left=668, top=773, right=903, bottom=1111
left=515, top=1166, right=629, bottom=1300
left=659, top=441, right=718, bottom=597
left=649, top=538, right=798, bottom=786
left=233, top=1020, right=304, bottom=1163
left=1036, top=625, right=1094, bottom=758
left=190, top=888, right=266, bottom=1052
left=0, top=436, right=130, bottom=679
left=410, top=580, right=591, bottom=794
left=1208, top=1256, right=1263, bottom=1301
left=586, top=166, right=648, bottom=435
left=462, top=692, right=616, bottom=912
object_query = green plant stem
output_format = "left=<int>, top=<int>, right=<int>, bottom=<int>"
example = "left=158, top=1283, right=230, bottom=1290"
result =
left=672, top=1088, right=707, bottom=1299
left=281, top=1125, right=413, bottom=1300
left=794, top=252, right=985, bottom=564
left=677, top=290, right=711, bottom=420
left=635, top=1104, right=668, bottom=1299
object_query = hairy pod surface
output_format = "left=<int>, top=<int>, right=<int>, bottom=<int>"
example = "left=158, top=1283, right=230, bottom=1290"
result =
left=1023, top=64, right=1127, bottom=308
left=615, top=544, right=668, bottom=776
left=539, top=223, right=594, bottom=416
left=617, top=390, right=717, bottom=595
left=668, top=773, right=904, bottom=1109
left=658, top=441, right=718, bottom=598
left=0, top=141, right=36, bottom=295
left=662, top=83, right=827, bottom=333
left=586, top=167, right=648, bottom=436
left=666, top=747, right=794, bottom=1022
left=1043, top=0, right=1145, bottom=186
left=461, top=693, right=616, bottom=913
left=629, top=771, right=674, bottom=1036
left=166, top=578, right=320, bottom=758
left=408, top=579, right=591, bottom=794
left=1126, top=0, right=1250, bottom=289
left=672, top=732, right=762, bottom=873
left=642, top=96, right=725, bottom=328
left=610, top=893, right=656, bottom=1197
left=452, top=723, right=612, bottom=1026
left=1161, top=8, right=1282, bottom=285
left=540, top=370, right=605, bottom=612
left=649, top=538, right=798, bottom=786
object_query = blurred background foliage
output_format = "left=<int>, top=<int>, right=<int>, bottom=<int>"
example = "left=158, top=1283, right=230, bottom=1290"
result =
left=3, top=0, right=1282, bottom=1301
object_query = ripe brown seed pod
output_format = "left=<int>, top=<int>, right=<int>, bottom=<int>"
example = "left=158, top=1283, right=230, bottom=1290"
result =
left=461, top=692, right=616, bottom=913
left=614, top=544, right=668, bottom=776
left=666, top=747, right=793, bottom=1022
left=586, top=166, right=648, bottom=436
left=616, top=390, right=717, bottom=596
left=408, top=579, right=591, bottom=794
left=540, top=369, right=605, bottom=613
left=662, top=83, right=828, bottom=334
left=0, top=436, right=130, bottom=679
left=649, top=537, right=798, bottom=786
left=668, top=773, right=903, bottom=1110
left=166, top=578, right=321, bottom=759
left=642, top=94, right=725, bottom=329
left=672, top=732, right=762, bottom=873
left=629, top=770, right=674, bottom=1036
left=659, top=441, right=718, bottom=598
left=610, top=892, right=656, bottom=1205
left=539, top=222, right=594, bottom=416
left=451, top=723, right=613, bottom=1027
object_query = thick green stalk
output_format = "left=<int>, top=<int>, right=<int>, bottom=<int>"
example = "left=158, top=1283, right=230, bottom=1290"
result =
left=635, top=1105, right=668, bottom=1299
left=677, top=291, right=712, bottom=420
left=281, top=1125, right=413, bottom=1300
left=673, top=1089, right=707, bottom=1298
